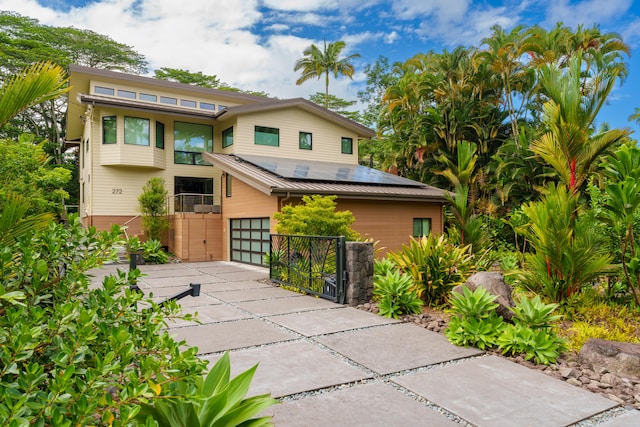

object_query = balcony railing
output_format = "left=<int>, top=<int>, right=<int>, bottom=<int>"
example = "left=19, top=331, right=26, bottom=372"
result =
left=172, top=193, right=220, bottom=214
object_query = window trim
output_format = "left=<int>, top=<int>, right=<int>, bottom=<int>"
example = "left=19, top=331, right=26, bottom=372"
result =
left=222, top=126, right=234, bottom=148
left=254, top=126, right=279, bottom=147
left=341, top=137, right=353, bottom=154
left=102, top=116, right=117, bottom=144
left=156, top=121, right=165, bottom=149
left=412, top=218, right=432, bottom=237
left=123, top=116, right=150, bottom=146
left=299, top=131, right=312, bottom=150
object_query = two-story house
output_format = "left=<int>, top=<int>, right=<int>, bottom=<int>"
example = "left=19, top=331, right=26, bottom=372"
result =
left=66, top=65, right=448, bottom=264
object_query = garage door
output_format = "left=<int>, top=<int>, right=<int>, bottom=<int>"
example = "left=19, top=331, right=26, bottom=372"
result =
left=230, top=217, right=270, bottom=266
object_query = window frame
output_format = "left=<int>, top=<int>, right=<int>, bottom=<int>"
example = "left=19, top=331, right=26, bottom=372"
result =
left=412, top=218, right=432, bottom=237
left=173, top=121, right=214, bottom=166
left=124, top=116, right=150, bottom=146
left=225, top=173, right=232, bottom=197
left=299, top=131, right=312, bottom=150
left=254, top=126, right=279, bottom=147
left=341, top=137, right=353, bottom=154
left=222, top=126, right=234, bottom=148
left=156, top=121, right=165, bottom=149
left=102, top=116, right=117, bottom=144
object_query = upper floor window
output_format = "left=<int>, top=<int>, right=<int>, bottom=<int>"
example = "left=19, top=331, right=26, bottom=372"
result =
left=160, top=96, right=177, bottom=105
left=255, top=126, right=279, bottom=147
left=174, top=121, right=213, bottom=165
left=222, top=126, right=234, bottom=148
left=102, top=116, right=117, bottom=144
left=156, top=121, right=165, bottom=149
left=95, top=86, right=114, bottom=96
left=341, top=137, right=353, bottom=154
left=225, top=174, right=232, bottom=197
left=124, top=117, right=150, bottom=146
left=117, top=89, right=136, bottom=99
left=413, top=218, right=431, bottom=237
left=140, top=93, right=157, bottom=102
left=299, top=132, right=312, bottom=150
left=200, top=102, right=215, bottom=111
left=180, top=99, right=197, bottom=108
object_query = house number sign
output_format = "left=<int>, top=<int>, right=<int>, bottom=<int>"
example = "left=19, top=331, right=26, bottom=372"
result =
left=112, top=188, right=123, bottom=194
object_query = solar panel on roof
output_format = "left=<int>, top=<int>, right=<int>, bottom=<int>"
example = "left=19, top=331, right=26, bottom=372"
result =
left=236, top=154, right=425, bottom=187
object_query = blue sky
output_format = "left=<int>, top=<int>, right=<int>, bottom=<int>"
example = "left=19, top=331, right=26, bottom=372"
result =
left=4, top=0, right=639, bottom=136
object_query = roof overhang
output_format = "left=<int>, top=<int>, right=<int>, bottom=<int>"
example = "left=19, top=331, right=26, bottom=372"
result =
left=203, top=152, right=449, bottom=203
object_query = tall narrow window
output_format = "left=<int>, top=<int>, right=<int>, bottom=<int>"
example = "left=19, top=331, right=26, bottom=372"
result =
left=124, top=117, right=150, bottom=146
left=102, top=116, right=116, bottom=144
left=254, top=126, right=279, bottom=146
left=299, top=131, right=312, bottom=150
left=156, top=121, right=165, bottom=149
left=341, top=137, right=353, bottom=154
left=225, top=174, right=232, bottom=197
left=413, top=218, right=432, bottom=237
left=222, top=126, right=234, bottom=148
left=174, top=121, right=213, bottom=165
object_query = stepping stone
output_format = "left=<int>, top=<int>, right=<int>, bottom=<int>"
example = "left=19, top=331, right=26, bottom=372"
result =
left=166, top=304, right=251, bottom=327
left=200, top=280, right=272, bottom=292
left=203, top=341, right=371, bottom=398
left=235, top=295, right=339, bottom=316
left=272, top=381, right=459, bottom=426
left=392, top=355, right=619, bottom=427
left=316, top=323, right=482, bottom=375
left=210, top=286, right=298, bottom=303
left=268, top=307, right=398, bottom=336
left=171, top=318, right=296, bottom=355
left=139, top=267, right=201, bottom=278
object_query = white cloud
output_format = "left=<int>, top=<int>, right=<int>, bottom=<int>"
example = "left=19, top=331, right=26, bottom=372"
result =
left=385, top=31, right=399, bottom=44
left=544, top=0, right=633, bottom=28
left=391, top=0, right=471, bottom=22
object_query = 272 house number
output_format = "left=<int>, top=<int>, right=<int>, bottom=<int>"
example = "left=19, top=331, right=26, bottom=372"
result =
left=112, top=188, right=123, bottom=194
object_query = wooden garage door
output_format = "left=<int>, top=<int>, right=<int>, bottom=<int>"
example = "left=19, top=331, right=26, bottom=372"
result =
left=230, top=217, right=270, bottom=266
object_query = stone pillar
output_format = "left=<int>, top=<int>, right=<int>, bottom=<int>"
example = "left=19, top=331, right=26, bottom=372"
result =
left=345, top=241, right=374, bottom=305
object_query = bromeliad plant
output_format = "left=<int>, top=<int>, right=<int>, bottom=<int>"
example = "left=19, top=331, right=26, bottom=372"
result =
left=387, top=234, right=474, bottom=306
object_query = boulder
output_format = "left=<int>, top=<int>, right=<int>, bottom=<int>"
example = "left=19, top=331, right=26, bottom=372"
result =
left=578, top=339, right=640, bottom=379
left=452, top=271, right=515, bottom=320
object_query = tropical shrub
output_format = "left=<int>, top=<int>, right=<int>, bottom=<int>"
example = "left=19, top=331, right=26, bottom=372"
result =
left=387, top=234, right=474, bottom=306
left=135, top=352, right=277, bottom=427
left=142, top=238, right=169, bottom=264
left=273, top=194, right=360, bottom=240
left=514, top=183, right=612, bottom=303
left=497, top=295, right=566, bottom=364
left=373, top=269, right=423, bottom=319
left=0, top=216, right=208, bottom=425
left=139, top=177, right=170, bottom=242
left=444, top=287, right=504, bottom=349
left=444, top=287, right=566, bottom=364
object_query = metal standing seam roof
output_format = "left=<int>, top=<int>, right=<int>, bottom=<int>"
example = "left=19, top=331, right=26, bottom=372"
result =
left=202, top=153, right=449, bottom=202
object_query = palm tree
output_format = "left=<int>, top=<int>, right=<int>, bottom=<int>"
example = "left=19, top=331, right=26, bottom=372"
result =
left=294, top=40, right=360, bottom=109
left=0, top=61, right=69, bottom=128
left=530, top=53, right=630, bottom=194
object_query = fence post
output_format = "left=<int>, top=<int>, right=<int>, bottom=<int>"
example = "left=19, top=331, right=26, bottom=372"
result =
left=337, top=236, right=346, bottom=304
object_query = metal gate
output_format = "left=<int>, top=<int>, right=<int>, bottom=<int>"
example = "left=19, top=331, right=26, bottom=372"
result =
left=269, top=234, right=346, bottom=303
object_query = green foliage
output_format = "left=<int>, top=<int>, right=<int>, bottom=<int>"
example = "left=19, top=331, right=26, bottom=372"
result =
left=139, top=178, right=170, bottom=242
left=373, top=257, right=397, bottom=278
left=373, top=269, right=423, bottom=319
left=497, top=324, right=565, bottom=365
left=510, top=295, right=561, bottom=330
left=142, top=239, right=169, bottom=264
left=387, top=234, right=474, bottom=306
left=0, top=216, right=207, bottom=426
left=514, top=183, right=613, bottom=303
left=136, top=352, right=277, bottom=427
left=444, top=287, right=504, bottom=349
left=273, top=195, right=360, bottom=240
left=444, top=287, right=566, bottom=364
left=0, top=135, right=71, bottom=216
